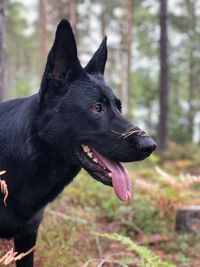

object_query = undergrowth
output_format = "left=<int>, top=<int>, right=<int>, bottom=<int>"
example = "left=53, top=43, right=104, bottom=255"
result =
left=34, top=154, right=200, bottom=267
left=1, top=148, right=199, bottom=266
left=95, top=233, right=176, bottom=267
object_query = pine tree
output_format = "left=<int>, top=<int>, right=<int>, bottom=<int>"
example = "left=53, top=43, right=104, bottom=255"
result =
left=158, top=0, right=169, bottom=151
left=0, top=0, right=5, bottom=100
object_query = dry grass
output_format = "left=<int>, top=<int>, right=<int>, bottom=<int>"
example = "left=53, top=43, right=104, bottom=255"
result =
left=0, top=171, right=8, bottom=206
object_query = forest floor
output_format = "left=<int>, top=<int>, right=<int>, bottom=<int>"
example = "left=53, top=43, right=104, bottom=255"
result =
left=0, top=143, right=200, bottom=267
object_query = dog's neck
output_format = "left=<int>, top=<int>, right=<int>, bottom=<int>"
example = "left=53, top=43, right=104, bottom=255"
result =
left=20, top=134, right=81, bottom=218
left=2, top=98, right=81, bottom=221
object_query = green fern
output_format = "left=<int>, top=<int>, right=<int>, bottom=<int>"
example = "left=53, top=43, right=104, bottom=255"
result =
left=95, top=232, right=176, bottom=267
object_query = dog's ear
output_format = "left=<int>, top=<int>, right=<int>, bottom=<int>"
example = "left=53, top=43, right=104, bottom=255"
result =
left=40, top=20, right=82, bottom=101
left=85, top=37, right=107, bottom=75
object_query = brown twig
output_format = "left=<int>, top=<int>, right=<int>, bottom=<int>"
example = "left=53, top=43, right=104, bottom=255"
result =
left=0, top=170, right=8, bottom=206
left=82, top=252, right=133, bottom=267
left=0, top=246, right=36, bottom=265
left=48, top=210, right=88, bottom=224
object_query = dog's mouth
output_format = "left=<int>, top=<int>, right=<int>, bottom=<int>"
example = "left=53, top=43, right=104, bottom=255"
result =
left=76, top=144, right=132, bottom=201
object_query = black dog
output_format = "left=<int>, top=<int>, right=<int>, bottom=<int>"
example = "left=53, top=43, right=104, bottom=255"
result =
left=0, top=20, right=156, bottom=267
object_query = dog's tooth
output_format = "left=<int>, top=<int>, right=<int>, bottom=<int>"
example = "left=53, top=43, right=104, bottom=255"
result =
left=85, top=146, right=90, bottom=153
left=87, top=152, right=93, bottom=158
left=82, top=145, right=90, bottom=153
left=0, top=170, right=6, bottom=176
left=93, top=158, right=98, bottom=163
left=81, top=145, right=86, bottom=151
left=108, top=173, right=112, bottom=178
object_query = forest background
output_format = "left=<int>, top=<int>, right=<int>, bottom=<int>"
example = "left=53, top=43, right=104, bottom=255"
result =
left=0, top=0, right=200, bottom=266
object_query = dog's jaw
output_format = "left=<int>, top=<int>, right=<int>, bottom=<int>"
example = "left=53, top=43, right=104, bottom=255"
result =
left=75, top=144, right=132, bottom=201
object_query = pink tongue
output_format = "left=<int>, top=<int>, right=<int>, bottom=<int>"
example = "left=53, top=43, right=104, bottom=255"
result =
left=92, top=150, right=132, bottom=201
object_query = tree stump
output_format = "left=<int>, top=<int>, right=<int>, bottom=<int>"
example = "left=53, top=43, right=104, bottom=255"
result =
left=176, top=205, right=200, bottom=233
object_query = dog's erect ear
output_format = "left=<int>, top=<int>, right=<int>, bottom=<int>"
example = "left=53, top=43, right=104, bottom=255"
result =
left=40, top=20, right=82, bottom=100
left=85, top=37, right=107, bottom=75
left=50, top=20, right=82, bottom=81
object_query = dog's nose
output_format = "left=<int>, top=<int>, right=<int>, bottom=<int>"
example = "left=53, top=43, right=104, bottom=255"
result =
left=140, top=138, right=156, bottom=153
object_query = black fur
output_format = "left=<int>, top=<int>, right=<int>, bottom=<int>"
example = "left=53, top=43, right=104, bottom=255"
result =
left=0, top=20, right=156, bottom=267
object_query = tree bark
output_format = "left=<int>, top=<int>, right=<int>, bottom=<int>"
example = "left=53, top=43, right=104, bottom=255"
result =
left=188, top=49, right=195, bottom=140
left=39, top=0, right=48, bottom=67
left=0, top=0, right=5, bottom=101
left=126, top=0, right=133, bottom=120
left=121, top=0, right=133, bottom=119
left=186, top=0, right=196, bottom=141
left=100, top=0, right=105, bottom=38
left=69, top=0, right=77, bottom=36
left=176, top=206, right=200, bottom=233
left=158, top=0, right=169, bottom=151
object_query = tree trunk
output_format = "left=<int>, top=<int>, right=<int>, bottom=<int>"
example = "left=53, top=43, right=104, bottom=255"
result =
left=0, top=0, right=5, bottom=101
left=100, top=0, right=105, bottom=38
left=126, top=0, right=133, bottom=120
left=120, top=49, right=128, bottom=115
left=176, top=205, right=200, bottom=233
left=158, top=0, right=169, bottom=151
left=188, top=49, right=195, bottom=140
left=121, top=0, right=133, bottom=119
left=186, top=0, right=196, bottom=141
left=39, top=0, right=48, bottom=69
left=69, top=0, right=77, bottom=36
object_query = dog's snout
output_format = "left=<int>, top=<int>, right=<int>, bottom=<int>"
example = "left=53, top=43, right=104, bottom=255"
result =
left=140, top=138, right=156, bottom=153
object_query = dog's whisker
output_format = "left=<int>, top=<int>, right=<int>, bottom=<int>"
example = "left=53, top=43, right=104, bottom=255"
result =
left=111, top=128, right=149, bottom=139
left=126, top=129, right=149, bottom=138
left=110, top=129, right=124, bottom=137
left=122, top=130, right=142, bottom=139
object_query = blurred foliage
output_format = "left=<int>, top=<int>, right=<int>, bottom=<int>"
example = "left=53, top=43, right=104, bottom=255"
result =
left=5, top=0, right=39, bottom=98
left=0, top=148, right=199, bottom=266
left=28, top=151, right=200, bottom=266
left=95, top=233, right=175, bottom=267
left=1, top=1, right=200, bottom=266
left=3, top=0, right=200, bottom=145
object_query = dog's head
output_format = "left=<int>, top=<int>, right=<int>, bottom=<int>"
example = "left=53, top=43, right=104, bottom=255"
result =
left=39, top=20, right=156, bottom=201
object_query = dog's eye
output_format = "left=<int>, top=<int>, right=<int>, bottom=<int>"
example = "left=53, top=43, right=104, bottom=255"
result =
left=91, top=104, right=102, bottom=113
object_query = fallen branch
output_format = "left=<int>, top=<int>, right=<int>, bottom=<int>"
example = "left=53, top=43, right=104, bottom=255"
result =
left=47, top=210, right=88, bottom=224
left=82, top=252, right=135, bottom=267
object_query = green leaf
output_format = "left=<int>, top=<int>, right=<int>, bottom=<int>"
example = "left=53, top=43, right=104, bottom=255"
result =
left=95, top=232, right=176, bottom=267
